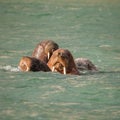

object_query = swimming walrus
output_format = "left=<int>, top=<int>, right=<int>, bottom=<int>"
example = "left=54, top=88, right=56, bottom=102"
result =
left=32, top=40, right=59, bottom=63
left=18, top=56, right=51, bottom=72
left=47, top=48, right=80, bottom=75
left=75, top=58, right=98, bottom=71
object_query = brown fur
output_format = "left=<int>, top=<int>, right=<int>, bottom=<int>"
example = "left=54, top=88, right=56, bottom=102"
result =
left=75, top=58, right=98, bottom=71
left=47, top=48, right=80, bottom=75
left=18, top=56, right=51, bottom=72
left=32, top=40, right=59, bottom=63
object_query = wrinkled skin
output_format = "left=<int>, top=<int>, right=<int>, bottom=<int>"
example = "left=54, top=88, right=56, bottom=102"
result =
left=47, top=48, right=80, bottom=75
left=32, top=40, right=59, bottom=63
left=18, top=56, right=51, bottom=72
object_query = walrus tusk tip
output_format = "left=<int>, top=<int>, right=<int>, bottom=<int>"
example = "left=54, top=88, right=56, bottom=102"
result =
left=48, top=52, right=50, bottom=60
left=52, top=66, right=55, bottom=72
left=63, top=67, right=66, bottom=75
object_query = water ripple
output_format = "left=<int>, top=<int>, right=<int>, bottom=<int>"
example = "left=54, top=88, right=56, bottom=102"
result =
left=0, top=65, right=19, bottom=72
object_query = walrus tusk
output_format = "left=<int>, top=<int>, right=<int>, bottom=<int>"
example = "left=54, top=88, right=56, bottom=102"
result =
left=26, top=66, right=29, bottom=71
left=63, top=66, right=66, bottom=75
left=24, top=62, right=29, bottom=71
left=48, top=52, right=50, bottom=60
left=52, top=66, right=55, bottom=72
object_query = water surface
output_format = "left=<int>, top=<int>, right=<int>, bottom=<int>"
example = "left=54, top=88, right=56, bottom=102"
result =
left=0, top=0, right=120, bottom=120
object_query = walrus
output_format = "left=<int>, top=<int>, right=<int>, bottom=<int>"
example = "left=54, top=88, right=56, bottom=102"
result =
left=75, top=58, right=98, bottom=71
left=18, top=56, right=51, bottom=72
left=47, top=48, right=80, bottom=75
left=32, top=40, right=59, bottom=63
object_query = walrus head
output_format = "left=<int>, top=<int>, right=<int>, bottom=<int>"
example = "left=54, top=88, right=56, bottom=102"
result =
left=51, top=51, right=69, bottom=74
left=75, top=58, right=98, bottom=71
left=47, top=48, right=80, bottom=75
left=18, top=56, right=51, bottom=72
left=32, top=40, right=59, bottom=63
left=18, top=56, right=32, bottom=71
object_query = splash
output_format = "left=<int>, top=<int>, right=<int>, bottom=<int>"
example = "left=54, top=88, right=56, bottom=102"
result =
left=0, top=65, right=19, bottom=72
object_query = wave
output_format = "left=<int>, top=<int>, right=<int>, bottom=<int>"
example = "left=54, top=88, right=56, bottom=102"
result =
left=0, top=65, right=19, bottom=72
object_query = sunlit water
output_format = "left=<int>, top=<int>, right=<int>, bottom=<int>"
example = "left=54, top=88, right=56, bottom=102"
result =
left=0, top=0, right=120, bottom=120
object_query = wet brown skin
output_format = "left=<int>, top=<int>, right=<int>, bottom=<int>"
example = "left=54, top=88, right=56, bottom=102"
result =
left=18, top=56, right=51, bottom=72
left=47, top=48, right=80, bottom=75
left=32, top=40, right=59, bottom=63
left=75, top=58, right=98, bottom=71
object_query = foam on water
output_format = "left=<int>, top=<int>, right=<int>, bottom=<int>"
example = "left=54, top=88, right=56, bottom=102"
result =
left=0, top=65, right=19, bottom=72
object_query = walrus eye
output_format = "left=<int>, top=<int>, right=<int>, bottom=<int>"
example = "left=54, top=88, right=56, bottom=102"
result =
left=58, top=52, right=65, bottom=59
left=58, top=52, right=61, bottom=56
left=52, top=48, right=55, bottom=52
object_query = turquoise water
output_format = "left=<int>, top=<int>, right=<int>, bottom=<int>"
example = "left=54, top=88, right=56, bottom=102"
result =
left=0, top=0, right=120, bottom=120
